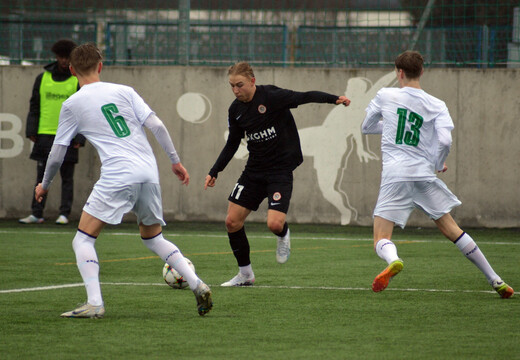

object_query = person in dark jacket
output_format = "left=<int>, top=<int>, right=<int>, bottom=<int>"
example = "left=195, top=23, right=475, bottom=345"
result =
left=19, top=39, right=85, bottom=225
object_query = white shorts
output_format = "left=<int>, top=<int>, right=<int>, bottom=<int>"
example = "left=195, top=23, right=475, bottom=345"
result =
left=83, top=182, right=166, bottom=226
left=373, top=179, right=461, bottom=228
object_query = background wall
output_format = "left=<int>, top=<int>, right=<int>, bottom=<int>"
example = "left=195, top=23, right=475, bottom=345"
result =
left=1, top=65, right=519, bottom=227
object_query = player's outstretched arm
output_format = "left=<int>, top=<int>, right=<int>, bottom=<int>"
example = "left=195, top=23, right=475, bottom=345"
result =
left=204, top=175, right=217, bottom=190
left=336, top=95, right=351, bottom=106
left=172, top=162, right=189, bottom=185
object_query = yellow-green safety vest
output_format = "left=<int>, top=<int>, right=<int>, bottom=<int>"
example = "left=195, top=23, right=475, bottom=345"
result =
left=38, top=71, right=78, bottom=135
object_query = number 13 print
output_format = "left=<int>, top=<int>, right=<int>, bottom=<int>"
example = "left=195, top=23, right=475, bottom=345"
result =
left=396, top=108, right=423, bottom=147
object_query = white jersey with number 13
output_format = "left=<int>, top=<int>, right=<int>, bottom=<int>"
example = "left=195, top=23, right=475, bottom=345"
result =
left=364, top=86, right=454, bottom=184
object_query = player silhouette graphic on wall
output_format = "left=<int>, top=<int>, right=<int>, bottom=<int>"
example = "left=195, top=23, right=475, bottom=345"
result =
left=177, top=71, right=397, bottom=225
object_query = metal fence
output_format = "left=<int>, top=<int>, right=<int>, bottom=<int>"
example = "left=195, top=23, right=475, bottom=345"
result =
left=1, top=1, right=519, bottom=68
left=105, top=22, right=288, bottom=66
left=296, top=25, right=513, bottom=68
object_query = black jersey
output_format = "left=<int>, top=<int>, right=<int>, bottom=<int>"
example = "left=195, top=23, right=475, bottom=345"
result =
left=209, top=85, right=338, bottom=177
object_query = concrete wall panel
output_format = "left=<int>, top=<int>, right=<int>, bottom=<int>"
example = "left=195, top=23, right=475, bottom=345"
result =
left=1, top=65, right=518, bottom=227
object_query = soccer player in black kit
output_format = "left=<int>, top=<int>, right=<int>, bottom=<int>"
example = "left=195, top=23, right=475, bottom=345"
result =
left=205, top=61, right=350, bottom=286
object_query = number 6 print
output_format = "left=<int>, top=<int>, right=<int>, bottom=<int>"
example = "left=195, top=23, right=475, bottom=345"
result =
left=101, top=103, right=131, bottom=138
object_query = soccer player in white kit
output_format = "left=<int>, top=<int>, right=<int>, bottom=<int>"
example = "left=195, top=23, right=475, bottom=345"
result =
left=35, top=43, right=213, bottom=317
left=362, top=50, right=513, bottom=298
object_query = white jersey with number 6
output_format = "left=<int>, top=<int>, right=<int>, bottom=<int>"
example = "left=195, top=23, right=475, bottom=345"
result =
left=363, top=87, right=454, bottom=184
left=54, top=81, right=158, bottom=186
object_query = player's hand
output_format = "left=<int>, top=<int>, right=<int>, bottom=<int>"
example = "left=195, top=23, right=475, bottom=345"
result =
left=34, top=183, right=48, bottom=203
left=204, top=175, right=216, bottom=189
left=437, top=163, right=448, bottom=173
left=336, top=95, right=351, bottom=106
left=172, top=162, right=190, bottom=185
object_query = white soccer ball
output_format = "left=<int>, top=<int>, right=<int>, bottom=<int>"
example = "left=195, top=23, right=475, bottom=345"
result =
left=162, top=258, right=195, bottom=289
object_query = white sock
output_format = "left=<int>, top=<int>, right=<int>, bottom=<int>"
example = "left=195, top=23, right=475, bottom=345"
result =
left=73, top=231, right=103, bottom=306
left=142, top=233, right=200, bottom=290
left=239, top=264, right=254, bottom=278
left=455, top=232, right=498, bottom=284
left=375, top=239, right=399, bottom=264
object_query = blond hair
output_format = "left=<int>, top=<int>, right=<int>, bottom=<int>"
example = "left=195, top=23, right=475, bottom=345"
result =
left=228, top=61, right=255, bottom=79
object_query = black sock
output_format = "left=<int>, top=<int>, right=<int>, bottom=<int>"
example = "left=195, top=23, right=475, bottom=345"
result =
left=228, top=227, right=250, bottom=266
left=275, top=222, right=288, bottom=237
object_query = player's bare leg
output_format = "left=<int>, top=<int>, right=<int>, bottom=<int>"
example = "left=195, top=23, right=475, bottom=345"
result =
left=372, top=216, right=403, bottom=292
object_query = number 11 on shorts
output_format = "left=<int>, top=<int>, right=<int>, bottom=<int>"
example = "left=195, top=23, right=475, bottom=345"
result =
left=231, top=183, right=244, bottom=199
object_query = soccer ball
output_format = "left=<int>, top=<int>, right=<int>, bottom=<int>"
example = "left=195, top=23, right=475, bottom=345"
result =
left=162, top=258, right=195, bottom=289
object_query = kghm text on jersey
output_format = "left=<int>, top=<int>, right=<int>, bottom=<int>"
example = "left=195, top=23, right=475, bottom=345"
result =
left=246, top=126, right=277, bottom=142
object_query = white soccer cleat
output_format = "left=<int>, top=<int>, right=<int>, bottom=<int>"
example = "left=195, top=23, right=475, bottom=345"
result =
left=221, top=272, right=255, bottom=287
left=61, top=303, right=105, bottom=318
left=55, top=215, right=69, bottom=225
left=193, top=281, right=213, bottom=316
left=276, top=228, right=291, bottom=264
left=18, top=215, right=44, bottom=224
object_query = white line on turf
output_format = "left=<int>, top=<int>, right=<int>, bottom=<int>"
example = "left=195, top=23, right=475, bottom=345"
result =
left=0, top=230, right=518, bottom=245
left=0, top=283, right=84, bottom=293
left=0, top=282, right=496, bottom=295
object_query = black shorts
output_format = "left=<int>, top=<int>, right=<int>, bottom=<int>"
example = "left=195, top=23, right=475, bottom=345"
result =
left=228, top=171, right=293, bottom=213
